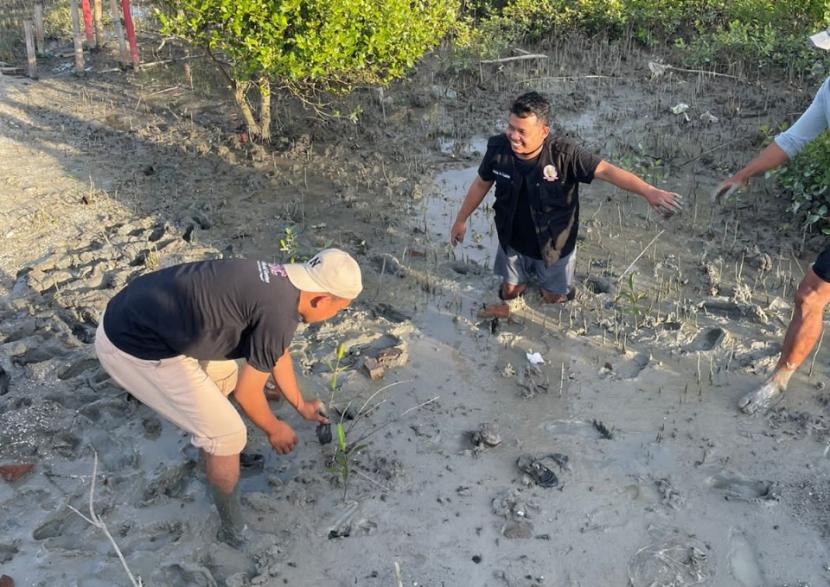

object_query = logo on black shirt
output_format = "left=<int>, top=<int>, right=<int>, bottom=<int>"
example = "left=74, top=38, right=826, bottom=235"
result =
left=257, top=261, right=287, bottom=283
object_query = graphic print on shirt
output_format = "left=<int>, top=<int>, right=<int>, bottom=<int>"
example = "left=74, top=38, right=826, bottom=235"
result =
left=257, top=261, right=288, bottom=284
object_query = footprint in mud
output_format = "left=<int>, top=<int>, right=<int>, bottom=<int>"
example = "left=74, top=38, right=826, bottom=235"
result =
left=10, top=340, right=71, bottom=367
left=688, top=327, right=729, bottom=352
left=51, top=431, right=83, bottom=459
left=123, top=521, right=186, bottom=553
left=44, top=389, right=98, bottom=410
left=32, top=507, right=90, bottom=549
left=78, top=396, right=136, bottom=423
left=57, top=356, right=100, bottom=380
left=2, top=318, right=37, bottom=343
left=707, top=471, right=779, bottom=504
left=603, top=352, right=650, bottom=380
left=151, top=562, right=217, bottom=587
left=0, top=542, right=19, bottom=564
left=628, top=529, right=711, bottom=587
left=143, top=461, right=198, bottom=503
left=728, top=528, right=766, bottom=587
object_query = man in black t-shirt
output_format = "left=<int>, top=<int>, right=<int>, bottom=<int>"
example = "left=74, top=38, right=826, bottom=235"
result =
left=95, top=248, right=362, bottom=546
left=450, top=92, right=682, bottom=317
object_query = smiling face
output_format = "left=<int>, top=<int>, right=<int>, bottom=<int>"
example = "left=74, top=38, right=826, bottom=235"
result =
left=505, top=112, right=549, bottom=159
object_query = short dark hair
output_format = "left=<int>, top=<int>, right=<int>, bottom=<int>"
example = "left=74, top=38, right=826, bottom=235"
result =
left=510, top=92, right=551, bottom=126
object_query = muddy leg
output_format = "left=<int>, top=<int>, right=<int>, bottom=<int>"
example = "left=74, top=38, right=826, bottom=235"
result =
left=205, top=452, right=247, bottom=546
left=740, top=270, right=830, bottom=414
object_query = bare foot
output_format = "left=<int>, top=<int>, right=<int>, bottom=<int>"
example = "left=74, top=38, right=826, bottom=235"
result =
left=540, top=289, right=575, bottom=304
left=738, top=379, right=785, bottom=414
left=478, top=295, right=526, bottom=318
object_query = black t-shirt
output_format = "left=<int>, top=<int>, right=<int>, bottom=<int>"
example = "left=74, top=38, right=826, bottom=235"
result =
left=478, top=135, right=601, bottom=262
left=103, top=259, right=301, bottom=373
left=509, top=155, right=542, bottom=259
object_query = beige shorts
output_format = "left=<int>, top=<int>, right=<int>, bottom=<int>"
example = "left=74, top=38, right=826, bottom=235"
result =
left=94, top=319, right=247, bottom=456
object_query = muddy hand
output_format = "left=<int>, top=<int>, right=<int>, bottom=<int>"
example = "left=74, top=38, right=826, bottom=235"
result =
left=300, top=399, right=330, bottom=424
left=711, top=182, right=739, bottom=205
left=269, top=420, right=298, bottom=454
left=450, top=220, right=466, bottom=246
left=648, top=189, right=682, bottom=218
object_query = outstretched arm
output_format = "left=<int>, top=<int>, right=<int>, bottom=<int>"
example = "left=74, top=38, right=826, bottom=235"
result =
left=721, top=142, right=790, bottom=189
left=720, top=78, right=829, bottom=191
left=594, top=160, right=682, bottom=217
left=450, top=175, right=494, bottom=245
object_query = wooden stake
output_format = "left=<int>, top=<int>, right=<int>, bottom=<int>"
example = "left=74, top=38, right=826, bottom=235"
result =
left=81, top=0, right=95, bottom=47
left=33, top=4, right=45, bottom=55
left=121, top=0, right=139, bottom=68
left=93, top=0, right=104, bottom=48
left=24, top=21, right=37, bottom=79
left=109, top=0, right=128, bottom=67
left=70, top=0, right=85, bottom=72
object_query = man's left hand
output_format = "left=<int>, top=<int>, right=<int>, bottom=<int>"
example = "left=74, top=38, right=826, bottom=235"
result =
left=644, top=188, right=682, bottom=218
left=298, top=399, right=330, bottom=424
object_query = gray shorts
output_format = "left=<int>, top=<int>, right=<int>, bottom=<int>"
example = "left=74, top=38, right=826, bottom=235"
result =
left=494, top=245, right=575, bottom=295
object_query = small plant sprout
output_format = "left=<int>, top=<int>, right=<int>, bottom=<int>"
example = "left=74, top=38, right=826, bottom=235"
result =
left=328, top=342, right=348, bottom=397
left=328, top=421, right=366, bottom=501
left=279, top=225, right=299, bottom=262
left=614, top=273, right=649, bottom=330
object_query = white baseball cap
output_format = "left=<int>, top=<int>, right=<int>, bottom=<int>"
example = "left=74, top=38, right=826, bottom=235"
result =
left=284, top=248, right=362, bottom=300
left=810, top=27, right=830, bottom=51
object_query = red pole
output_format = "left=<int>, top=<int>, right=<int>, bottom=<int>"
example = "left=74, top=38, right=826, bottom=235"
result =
left=81, top=0, right=94, bottom=46
left=121, top=0, right=139, bottom=67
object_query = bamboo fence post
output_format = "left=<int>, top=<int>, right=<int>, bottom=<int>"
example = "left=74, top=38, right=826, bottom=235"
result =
left=70, top=0, right=85, bottom=72
left=24, top=21, right=37, bottom=79
left=33, top=3, right=45, bottom=55
left=93, top=0, right=104, bottom=47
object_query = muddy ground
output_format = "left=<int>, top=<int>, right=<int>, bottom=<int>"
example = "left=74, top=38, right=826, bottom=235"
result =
left=1, top=32, right=830, bottom=587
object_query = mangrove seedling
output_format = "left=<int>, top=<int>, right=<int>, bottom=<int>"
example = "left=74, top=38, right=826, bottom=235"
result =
left=279, top=225, right=299, bottom=262
left=328, top=422, right=366, bottom=501
left=614, top=273, right=648, bottom=330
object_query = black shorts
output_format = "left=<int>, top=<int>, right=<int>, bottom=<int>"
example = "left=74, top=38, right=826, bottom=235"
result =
left=813, top=246, right=830, bottom=282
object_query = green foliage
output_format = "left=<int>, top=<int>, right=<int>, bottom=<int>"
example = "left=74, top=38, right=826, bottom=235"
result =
left=465, top=0, right=829, bottom=71
left=326, top=342, right=348, bottom=394
left=614, top=273, right=648, bottom=330
left=327, top=422, right=366, bottom=500
left=779, top=131, right=830, bottom=236
left=279, top=226, right=298, bottom=262
left=158, top=0, right=458, bottom=93
left=43, top=0, right=73, bottom=38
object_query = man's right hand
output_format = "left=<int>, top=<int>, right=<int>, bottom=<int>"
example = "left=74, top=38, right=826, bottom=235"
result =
left=712, top=175, right=746, bottom=204
left=268, top=420, right=298, bottom=454
left=450, top=220, right=466, bottom=246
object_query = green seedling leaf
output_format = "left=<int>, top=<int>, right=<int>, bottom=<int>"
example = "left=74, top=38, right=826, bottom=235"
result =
left=336, top=342, right=348, bottom=361
left=336, top=423, right=347, bottom=452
